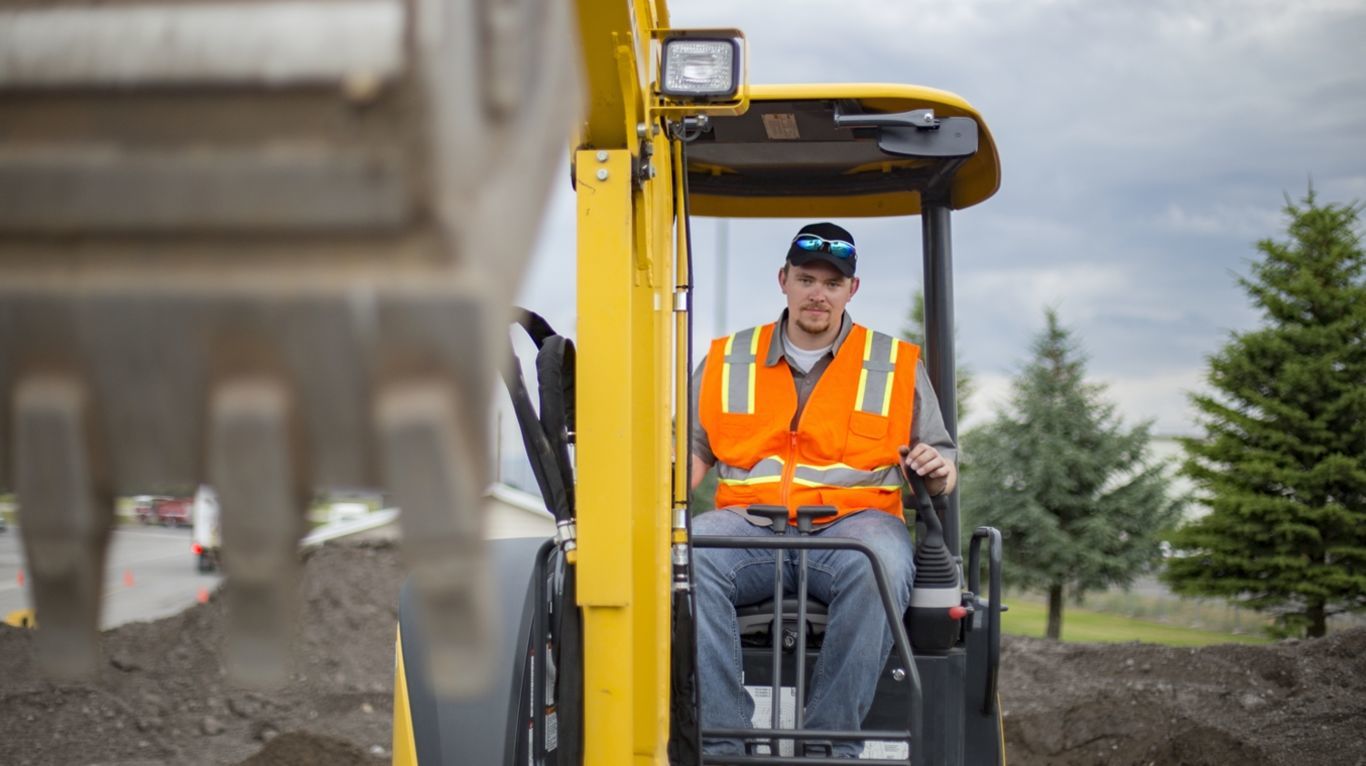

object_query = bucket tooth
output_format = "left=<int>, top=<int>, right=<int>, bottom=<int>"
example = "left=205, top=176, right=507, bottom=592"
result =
left=376, top=379, right=493, bottom=697
left=209, top=377, right=306, bottom=688
left=13, top=374, right=112, bottom=680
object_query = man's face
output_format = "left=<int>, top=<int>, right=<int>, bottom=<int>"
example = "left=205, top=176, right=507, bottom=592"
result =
left=779, top=261, right=860, bottom=339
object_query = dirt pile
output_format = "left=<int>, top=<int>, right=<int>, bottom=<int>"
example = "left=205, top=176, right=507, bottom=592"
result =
left=0, top=543, right=401, bottom=766
left=999, top=630, right=1366, bottom=766
left=2, top=541, right=1363, bottom=765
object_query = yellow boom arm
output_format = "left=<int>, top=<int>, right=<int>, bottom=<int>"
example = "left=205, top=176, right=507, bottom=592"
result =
left=573, top=2, right=681, bottom=761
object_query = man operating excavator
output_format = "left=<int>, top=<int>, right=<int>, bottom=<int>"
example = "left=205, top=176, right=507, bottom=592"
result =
left=689, top=222, right=959, bottom=758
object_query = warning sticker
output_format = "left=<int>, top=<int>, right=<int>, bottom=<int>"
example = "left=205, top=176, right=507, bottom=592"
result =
left=762, top=113, right=800, bottom=140
left=745, top=685, right=796, bottom=757
left=861, top=739, right=910, bottom=760
left=743, top=684, right=908, bottom=760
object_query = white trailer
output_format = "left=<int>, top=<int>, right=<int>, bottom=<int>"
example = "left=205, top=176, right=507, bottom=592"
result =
left=191, top=485, right=221, bottom=574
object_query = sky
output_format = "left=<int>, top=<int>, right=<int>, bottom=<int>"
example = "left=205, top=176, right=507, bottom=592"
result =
left=509, top=0, right=1366, bottom=443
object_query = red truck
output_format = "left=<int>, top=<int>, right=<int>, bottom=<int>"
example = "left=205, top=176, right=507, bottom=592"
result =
left=152, top=497, right=192, bottom=528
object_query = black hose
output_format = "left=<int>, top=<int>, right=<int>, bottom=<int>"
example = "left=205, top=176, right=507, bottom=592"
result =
left=502, top=309, right=584, bottom=764
left=536, top=334, right=576, bottom=514
left=504, top=309, right=577, bottom=523
left=500, top=351, right=570, bottom=522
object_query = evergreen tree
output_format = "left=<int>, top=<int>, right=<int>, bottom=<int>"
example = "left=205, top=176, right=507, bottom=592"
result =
left=901, top=288, right=975, bottom=421
left=1163, top=191, right=1366, bottom=638
left=962, top=309, right=1182, bottom=639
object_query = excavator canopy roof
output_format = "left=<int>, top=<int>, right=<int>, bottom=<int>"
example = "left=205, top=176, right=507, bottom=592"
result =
left=685, top=83, right=1000, bottom=218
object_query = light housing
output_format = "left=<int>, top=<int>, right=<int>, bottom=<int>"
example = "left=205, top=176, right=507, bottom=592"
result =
left=660, top=37, right=740, bottom=100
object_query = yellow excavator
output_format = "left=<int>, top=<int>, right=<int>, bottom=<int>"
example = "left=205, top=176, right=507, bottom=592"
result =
left=0, top=1, right=1002, bottom=763
left=390, top=4, right=1006, bottom=765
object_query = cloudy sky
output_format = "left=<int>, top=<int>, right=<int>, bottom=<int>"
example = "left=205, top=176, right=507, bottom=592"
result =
left=513, top=0, right=1366, bottom=439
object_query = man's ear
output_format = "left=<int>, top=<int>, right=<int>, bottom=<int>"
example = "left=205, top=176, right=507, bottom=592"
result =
left=848, top=276, right=861, bottom=298
left=778, top=265, right=790, bottom=294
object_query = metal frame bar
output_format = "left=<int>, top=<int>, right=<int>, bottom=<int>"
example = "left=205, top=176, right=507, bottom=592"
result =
left=693, top=534, right=922, bottom=765
left=920, top=202, right=959, bottom=557
left=767, top=546, right=784, bottom=735
left=794, top=543, right=810, bottom=732
left=967, top=528, right=1003, bottom=716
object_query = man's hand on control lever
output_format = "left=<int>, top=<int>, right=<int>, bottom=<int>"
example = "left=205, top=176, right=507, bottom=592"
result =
left=898, top=442, right=957, bottom=497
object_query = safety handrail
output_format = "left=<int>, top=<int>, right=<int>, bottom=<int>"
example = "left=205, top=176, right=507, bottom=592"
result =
left=967, top=526, right=1003, bottom=715
left=693, top=534, right=921, bottom=766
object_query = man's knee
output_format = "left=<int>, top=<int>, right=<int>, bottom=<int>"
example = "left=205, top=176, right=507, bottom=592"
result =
left=866, top=536, right=915, bottom=588
left=691, top=510, right=751, bottom=585
left=692, top=509, right=749, bottom=536
left=827, top=512, right=916, bottom=595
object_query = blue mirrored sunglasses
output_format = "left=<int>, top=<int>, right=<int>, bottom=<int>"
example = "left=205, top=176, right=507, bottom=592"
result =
left=792, top=234, right=856, bottom=259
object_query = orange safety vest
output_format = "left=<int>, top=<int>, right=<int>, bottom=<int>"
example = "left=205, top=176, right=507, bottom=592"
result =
left=698, top=321, right=919, bottom=525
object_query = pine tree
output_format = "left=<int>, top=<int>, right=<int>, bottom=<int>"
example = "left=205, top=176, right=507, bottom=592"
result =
left=962, top=309, right=1183, bottom=639
left=901, top=288, right=974, bottom=421
left=1164, top=191, right=1366, bottom=638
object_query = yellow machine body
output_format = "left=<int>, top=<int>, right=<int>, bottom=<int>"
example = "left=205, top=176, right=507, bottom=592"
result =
left=393, top=2, right=1002, bottom=764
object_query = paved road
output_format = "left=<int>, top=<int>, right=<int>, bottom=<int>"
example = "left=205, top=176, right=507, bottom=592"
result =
left=0, top=488, right=552, bottom=631
left=0, top=524, right=222, bottom=630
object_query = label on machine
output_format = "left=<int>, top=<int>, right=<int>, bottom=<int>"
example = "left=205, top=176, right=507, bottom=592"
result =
left=745, top=685, right=796, bottom=757
left=744, top=684, right=909, bottom=761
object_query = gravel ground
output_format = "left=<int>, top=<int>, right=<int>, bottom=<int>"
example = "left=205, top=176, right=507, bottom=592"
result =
left=0, top=543, right=400, bottom=766
left=1, top=542, right=1362, bottom=765
left=999, top=630, right=1366, bottom=765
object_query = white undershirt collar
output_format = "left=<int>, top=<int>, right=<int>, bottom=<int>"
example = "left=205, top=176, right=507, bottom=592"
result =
left=782, top=330, right=833, bottom=374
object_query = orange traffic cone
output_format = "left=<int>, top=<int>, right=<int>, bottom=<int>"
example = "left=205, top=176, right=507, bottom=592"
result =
left=123, top=569, right=135, bottom=588
left=196, top=587, right=210, bottom=605
left=16, top=571, right=23, bottom=587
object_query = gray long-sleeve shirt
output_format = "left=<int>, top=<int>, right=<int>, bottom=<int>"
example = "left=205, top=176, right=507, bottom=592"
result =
left=690, top=310, right=957, bottom=468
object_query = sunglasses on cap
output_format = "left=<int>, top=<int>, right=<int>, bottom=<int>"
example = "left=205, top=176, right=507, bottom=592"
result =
left=791, top=233, right=856, bottom=259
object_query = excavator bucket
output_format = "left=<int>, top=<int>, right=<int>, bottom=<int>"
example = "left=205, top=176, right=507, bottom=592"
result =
left=0, top=0, right=579, bottom=694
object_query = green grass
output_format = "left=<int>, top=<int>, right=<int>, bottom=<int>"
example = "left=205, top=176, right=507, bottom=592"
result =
left=1001, top=597, right=1271, bottom=647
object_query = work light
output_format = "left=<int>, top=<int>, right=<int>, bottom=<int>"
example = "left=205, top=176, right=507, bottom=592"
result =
left=661, top=37, right=740, bottom=99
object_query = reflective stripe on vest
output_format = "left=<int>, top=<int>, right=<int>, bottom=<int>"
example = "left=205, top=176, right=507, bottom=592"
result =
left=857, top=330, right=897, bottom=417
left=721, top=327, right=760, bottom=414
left=717, top=458, right=900, bottom=492
left=792, top=461, right=902, bottom=490
left=715, top=456, right=784, bottom=486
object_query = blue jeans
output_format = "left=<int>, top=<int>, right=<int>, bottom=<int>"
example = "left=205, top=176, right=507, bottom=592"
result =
left=692, top=508, right=916, bottom=757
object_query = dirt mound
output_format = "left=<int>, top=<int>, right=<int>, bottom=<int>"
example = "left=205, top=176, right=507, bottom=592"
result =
left=237, top=732, right=379, bottom=766
left=0, top=543, right=400, bottom=766
left=999, top=630, right=1366, bottom=765
left=3, top=541, right=1363, bottom=765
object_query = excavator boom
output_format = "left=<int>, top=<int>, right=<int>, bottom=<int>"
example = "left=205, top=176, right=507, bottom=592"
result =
left=0, top=0, right=579, bottom=693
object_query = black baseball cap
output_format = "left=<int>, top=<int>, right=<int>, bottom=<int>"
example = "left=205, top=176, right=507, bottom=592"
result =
left=785, top=222, right=857, bottom=277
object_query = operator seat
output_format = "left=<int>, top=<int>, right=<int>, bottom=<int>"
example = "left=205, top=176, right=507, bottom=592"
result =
left=736, top=597, right=829, bottom=649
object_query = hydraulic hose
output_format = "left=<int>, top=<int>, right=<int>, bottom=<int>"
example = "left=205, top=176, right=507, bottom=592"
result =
left=501, top=310, right=583, bottom=764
